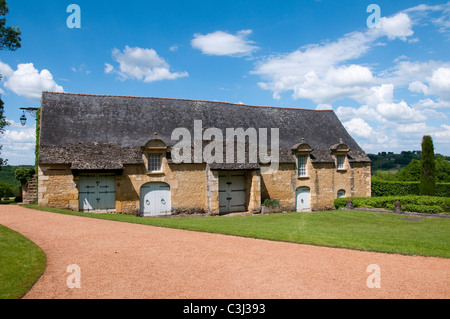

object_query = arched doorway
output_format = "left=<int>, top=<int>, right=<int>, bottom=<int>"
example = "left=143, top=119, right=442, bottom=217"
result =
left=296, top=187, right=310, bottom=212
left=140, top=182, right=171, bottom=216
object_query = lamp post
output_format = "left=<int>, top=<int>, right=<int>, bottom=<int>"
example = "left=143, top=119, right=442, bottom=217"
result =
left=19, top=107, right=39, bottom=126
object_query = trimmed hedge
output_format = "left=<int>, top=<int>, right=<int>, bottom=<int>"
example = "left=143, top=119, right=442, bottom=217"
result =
left=334, top=195, right=450, bottom=214
left=385, top=204, right=443, bottom=214
left=372, top=180, right=450, bottom=197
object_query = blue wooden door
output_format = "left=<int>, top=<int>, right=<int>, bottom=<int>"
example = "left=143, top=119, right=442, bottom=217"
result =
left=79, top=174, right=115, bottom=212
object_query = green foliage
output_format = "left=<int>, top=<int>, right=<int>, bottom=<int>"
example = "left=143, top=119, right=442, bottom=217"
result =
left=0, top=180, right=14, bottom=198
left=372, top=180, right=420, bottom=196
left=368, top=151, right=422, bottom=173
left=0, top=98, right=10, bottom=169
left=14, top=167, right=35, bottom=185
left=0, top=165, right=34, bottom=187
left=334, top=195, right=450, bottom=213
left=0, top=0, right=21, bottom=51
left=420, top=136, right=436, bottom=196
left=385, top=204, right=443, bottom=214
left=262, top=198, right=280, bottom=207
left=436, top=183, right=450, bottom=197
left=436, top=158, right=450, bottom=182
left=395, top=159, right=421, bottom=181
left=372, top=180, right=450, bottom=197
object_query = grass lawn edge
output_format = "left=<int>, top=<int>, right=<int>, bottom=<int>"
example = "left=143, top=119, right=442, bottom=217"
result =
left=20, top=204, right=450, bottom=259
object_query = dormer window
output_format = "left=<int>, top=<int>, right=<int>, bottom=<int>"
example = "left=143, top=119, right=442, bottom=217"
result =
left=330, top=138, right=350, bottom=172
left=298, top=155, right=308, bottom=177
left=292, top=138, right=312, bottom=179
left=142, top=133, right=167, bottom=174
left=148, top=154, right=162, bottom=172
left=337, top=155, right=346, bottom=170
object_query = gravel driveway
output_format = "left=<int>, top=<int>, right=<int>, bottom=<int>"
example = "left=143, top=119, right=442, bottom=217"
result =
left=0, top=205, right=449, bottom=299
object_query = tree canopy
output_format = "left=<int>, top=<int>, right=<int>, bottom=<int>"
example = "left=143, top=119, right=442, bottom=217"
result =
left=0, top=0, right=21, bottom=51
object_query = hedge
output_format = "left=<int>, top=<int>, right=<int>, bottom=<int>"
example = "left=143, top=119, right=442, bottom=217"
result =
left=334, top=195, right=450, bottom=214
left=372, top=180, right=450, bottom=197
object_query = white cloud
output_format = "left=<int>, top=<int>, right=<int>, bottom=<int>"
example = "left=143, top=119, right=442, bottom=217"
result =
left=191, top=29, right=258, bottom=57
left=376, top=101, right=427, bottom=123
left=405, top=2, right=450, bottom=33
left=343, top=118, right=375, bottom=139
left=379, top=13, right=414, bottom=41
left=104, top=63, right=114, bottom=74
left=396, top=122, right=430, bottom=134
left=434, top=124, right=450, bottom=138
left=325, top=65, right=374, bottom=87
left=253, top=30, right=377, bottom=102
left=427, top=67, right=450, bottom=100
left=0, top=61, right=13, bottom=78
left=343, top=118, right=389, bottom=145
left=315, top=103, right=333, bottom=110
left=405, top=66, right=450, bottom=104
left=106, top=46, right=188, bottom=82
left=336, top=104, right=384, bottom=123
left=3, top=128, right=35, bottom=143
left=71, top=63, right=91, bottom=75
left=1, top=62, right=63, bottom=100
left=414, top=98, right=450, bottom=109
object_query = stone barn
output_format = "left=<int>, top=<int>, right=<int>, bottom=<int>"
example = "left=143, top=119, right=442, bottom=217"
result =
left=37, top=91, right=371, bottom=216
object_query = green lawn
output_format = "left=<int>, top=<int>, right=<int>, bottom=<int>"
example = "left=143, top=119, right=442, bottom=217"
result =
left=22, top=204, right=450, bottom=258
left=0, top=225, right=46, bottom=299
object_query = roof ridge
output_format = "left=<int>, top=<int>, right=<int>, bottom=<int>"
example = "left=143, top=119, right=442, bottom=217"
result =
left=42, top=91, right=333, bottom=112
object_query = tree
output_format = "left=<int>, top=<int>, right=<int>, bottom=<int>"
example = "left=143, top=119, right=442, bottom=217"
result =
left=0, top=0, right=21, bottom=170
left=0, top=97, right=9, bottom=169
left=0, top=0, right=21, bottom=51
left=420, top=135, right=436, bottom=196
left=396, top=159, right=421, bottom=181
left=14, top=167, right=35, bottom=185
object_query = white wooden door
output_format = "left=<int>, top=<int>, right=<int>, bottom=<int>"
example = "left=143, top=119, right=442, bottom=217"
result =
left=296, top=187, right=310, bottom=212
left=219, top=171, right=246, bottom=213
left=140, top=183, right=171, bottom=216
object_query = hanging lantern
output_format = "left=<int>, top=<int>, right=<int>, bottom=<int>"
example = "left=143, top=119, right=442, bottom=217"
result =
left=20, top=111, right=27, bottom=126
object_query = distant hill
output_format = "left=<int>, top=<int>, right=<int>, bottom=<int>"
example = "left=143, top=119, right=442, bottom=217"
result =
left=0, top=165, right=35, bottom=188
left=368, top=151, right=450, bottom=173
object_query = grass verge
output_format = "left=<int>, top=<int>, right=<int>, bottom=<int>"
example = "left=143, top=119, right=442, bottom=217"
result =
left=22, top=204, right=450, bottom=258
left=0, top=225, right=46, bottom=299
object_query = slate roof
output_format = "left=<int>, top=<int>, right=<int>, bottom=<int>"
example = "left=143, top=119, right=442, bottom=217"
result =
left=38, top=92, right=370, bottom=169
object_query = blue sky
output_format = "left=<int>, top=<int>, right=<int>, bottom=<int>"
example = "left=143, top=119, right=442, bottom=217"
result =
left=1, top=0, right=450, bottom=165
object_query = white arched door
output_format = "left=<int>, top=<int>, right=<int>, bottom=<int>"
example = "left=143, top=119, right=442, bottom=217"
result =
left=140, top=183, right=171, bottom=216
left=296, top=187, right=310, bottom=212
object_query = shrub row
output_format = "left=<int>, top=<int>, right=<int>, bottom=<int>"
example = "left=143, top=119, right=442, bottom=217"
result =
left=385, top=204, right=443, bottom=214
left=334, top=195, right=450, bottom=214
left=372, top=180, right=450, bottom=197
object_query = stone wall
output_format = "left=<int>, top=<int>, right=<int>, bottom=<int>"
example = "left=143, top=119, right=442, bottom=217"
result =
left=22, top=174, right=37, bottom=204
left=38, top=159, right=371, bottom=214
left=38, top=164, right=78, bottom=210
left=260, top=161, right=371, bottom=211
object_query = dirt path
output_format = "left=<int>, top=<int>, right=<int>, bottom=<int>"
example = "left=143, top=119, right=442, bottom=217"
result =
left=0, top=205, right=449, bottom=299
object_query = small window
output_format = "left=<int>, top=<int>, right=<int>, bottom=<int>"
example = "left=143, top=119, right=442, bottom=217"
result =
left=298, top=155, right=307, bottom=177
left=337, top=155, right=346, bottom=170
left=148, top=154, right=162, bottom=172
